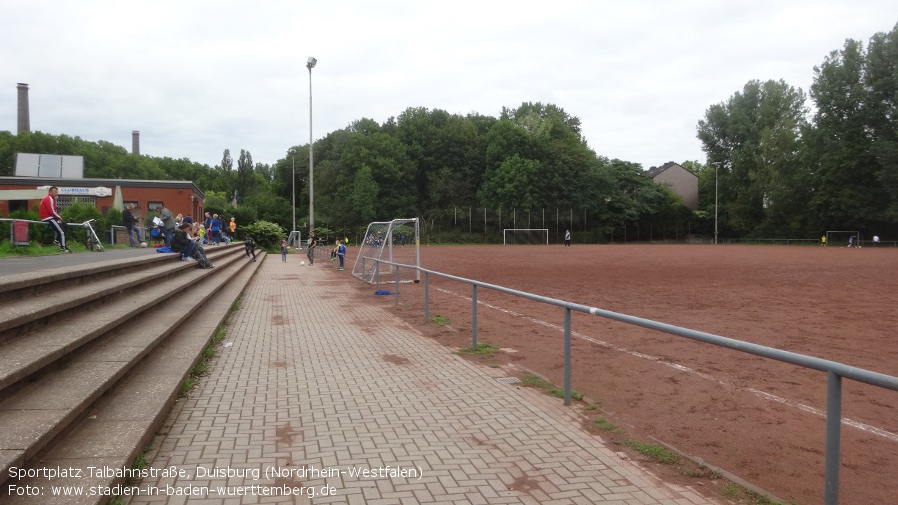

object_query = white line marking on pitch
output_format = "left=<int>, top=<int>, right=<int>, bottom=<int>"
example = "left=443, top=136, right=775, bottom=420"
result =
left=435, top=287, right=898, bottom=443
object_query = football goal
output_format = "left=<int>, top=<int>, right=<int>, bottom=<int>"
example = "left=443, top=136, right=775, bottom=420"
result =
left=503, top=228, right=549, bottom=245
left=352, top=218, right=420, bottom=284
left=826, top=230, right=860, bottom=247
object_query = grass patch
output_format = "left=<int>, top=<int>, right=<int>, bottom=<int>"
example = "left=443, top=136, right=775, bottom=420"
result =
left=179, top=375, right=196, bottom=396
left=429, top=314, right=450, bottom=326
left=720, top=482, right=785, bottom=504
left=212, top=325, right=228, bottom=345
left=520, top=374, right=583, bottom=400
left=521, top=375, right=553, bottom=388
left=456, top=342, right=498, bottom=355
left=592, top=416, right=623, bottom=433
left=623, top=440, right=679, bottom=465
left=0, top=240, right=139, bottom=258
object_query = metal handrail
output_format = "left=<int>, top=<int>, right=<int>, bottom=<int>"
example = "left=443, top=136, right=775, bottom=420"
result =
left=367, top=256, right=898, bottom=505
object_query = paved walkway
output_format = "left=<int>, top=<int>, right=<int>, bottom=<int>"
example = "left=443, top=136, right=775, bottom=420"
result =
left=130, top=256, right=717, bottom=504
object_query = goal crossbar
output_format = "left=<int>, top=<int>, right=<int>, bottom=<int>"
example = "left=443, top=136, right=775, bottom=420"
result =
left=825, top=230, right=860, bottom=247
left=352, top=218, right=420, bottom=284
left=503, top=228, right=549, bottom=245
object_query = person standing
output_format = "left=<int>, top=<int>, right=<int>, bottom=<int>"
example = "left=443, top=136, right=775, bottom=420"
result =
left=209, top=214, right=222, bottom=245
left=337, top=239, right=346, bottom=271
left=229, top=217, right=237, bottom=237
left=203, top=212, right=212, bottom=243
left=156, top=204, right=176, bottom=248
left=564, top=229, right=571, bottom=247
left=122, top=204, right=142, bottom=247
left=40, top=186, right=71, bottom=253
left=280, top=240, right=288, bottom=262
left=821, top=235, right=826, bottom=246
left=306, top=232, right=317, bottom=265
left=848, top=235, right=855, bottom=248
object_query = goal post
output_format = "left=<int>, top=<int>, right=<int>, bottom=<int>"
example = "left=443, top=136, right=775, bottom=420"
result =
left=825, top=230, right=860, bottom=247
left=503, top=228, right=549, bottom=245
left=352, top=218, right=420, bottom=284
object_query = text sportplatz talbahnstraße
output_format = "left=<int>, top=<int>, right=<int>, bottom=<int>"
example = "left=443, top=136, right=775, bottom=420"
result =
left=7, top=464, right=423, bottom=499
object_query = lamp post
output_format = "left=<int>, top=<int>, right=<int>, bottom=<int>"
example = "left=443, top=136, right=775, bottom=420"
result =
left=711, top=162, right=720, bottom=245
left=307, top=56, right=317, bottom=233
left=288, top=148, right=296, bottom=235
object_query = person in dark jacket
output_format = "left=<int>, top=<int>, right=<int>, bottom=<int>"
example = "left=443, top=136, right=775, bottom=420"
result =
left=171, top=222, right=212, bottom=265
left=156, top=204, right=176, bottom=248
left=245, top=236, right=257, bottom=262
left=122, top=204, right=142, bottom=247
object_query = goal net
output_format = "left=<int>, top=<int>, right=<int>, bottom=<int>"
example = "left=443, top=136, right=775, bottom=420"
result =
left=352, top=218, right=420, bottom=284
left=826, top=230, right=860, bottom=247
left=503, top=228, right=549, bottom=245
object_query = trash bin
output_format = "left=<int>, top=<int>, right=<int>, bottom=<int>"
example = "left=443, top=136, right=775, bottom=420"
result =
left=13, top=220, right=30, bottom=246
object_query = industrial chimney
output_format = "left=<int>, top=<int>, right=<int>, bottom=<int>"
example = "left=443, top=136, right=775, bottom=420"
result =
left=17, top=83, right=30, bottom=134
left=132, top=130, right=140, bottom=155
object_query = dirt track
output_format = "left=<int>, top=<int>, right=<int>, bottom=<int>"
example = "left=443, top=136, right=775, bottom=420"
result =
left=349, top=244, right=898, bottom=505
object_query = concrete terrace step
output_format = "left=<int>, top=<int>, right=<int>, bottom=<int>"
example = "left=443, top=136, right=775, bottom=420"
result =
left=0, top=249, right=264, bottom=499
left=0, top=247, right=243, bottom=394
left=3, top=253, right=266, bottom=505
left=0, top=246, right=242, bottom=339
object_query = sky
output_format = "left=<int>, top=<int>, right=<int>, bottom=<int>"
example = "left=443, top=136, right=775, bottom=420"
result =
left=1, top=1, right=895, bottom=172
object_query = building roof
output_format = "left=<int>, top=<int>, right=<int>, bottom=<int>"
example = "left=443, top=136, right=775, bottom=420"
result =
left=645, top=161, right=698, bottom=179
left=0, top=176, right=204, bottom=198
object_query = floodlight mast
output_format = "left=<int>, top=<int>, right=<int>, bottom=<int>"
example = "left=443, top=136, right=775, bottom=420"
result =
left=288, top=148, right=296, bottom=234
left=711, top=162, right=721, bottom=245
left=307, top=57, right=317, bottom=233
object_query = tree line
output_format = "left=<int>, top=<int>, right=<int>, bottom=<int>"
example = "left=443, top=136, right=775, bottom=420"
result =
left=698, top=21, right=898, bottom=239
left=2, top=21, right=896, bottom=242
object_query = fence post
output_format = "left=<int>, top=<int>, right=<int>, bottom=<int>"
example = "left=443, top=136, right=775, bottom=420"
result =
left=374, top=261, right=379, bottom=291
left=564, top=307, right=572, bottom=406
left=424, top=272, right=429, bottom=324
left=824, top=371, right=842, bottom=505
left=394, top=266, right=400, bottom=305
left=471, top=285, right=478, bottom=350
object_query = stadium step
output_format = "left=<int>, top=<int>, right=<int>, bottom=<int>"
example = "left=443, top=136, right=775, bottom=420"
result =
left=0, top=246, right=265, bottom=503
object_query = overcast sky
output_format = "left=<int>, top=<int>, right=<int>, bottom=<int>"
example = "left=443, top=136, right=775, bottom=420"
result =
left=1, top=1, right=895, bottom=172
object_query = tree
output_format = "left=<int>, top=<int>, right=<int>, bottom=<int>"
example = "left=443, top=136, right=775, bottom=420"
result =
left=865, top=23, right=898, bottom=224
left=808, top=38, right=888, bottom=232
left=235, top=149, right=255, bottom=204
left=697, top=79, right=809, bottom=235
left=351, top=165, right=379, bottom=224
left=477, top=154, right=540, bottom=209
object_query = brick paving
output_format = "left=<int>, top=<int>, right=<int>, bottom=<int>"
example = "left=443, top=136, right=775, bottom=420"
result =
left=131, top=257, right=718, bottom=504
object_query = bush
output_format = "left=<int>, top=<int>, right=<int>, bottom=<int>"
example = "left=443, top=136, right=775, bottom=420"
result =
left=241, top=220, right=285, bottom=249
left=61, top=203, right=105, bottom=246
left=106, top=207, right=123, bottom=228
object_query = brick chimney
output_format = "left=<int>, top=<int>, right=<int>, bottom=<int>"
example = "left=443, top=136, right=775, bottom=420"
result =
left=17, top=83, right=30, bottom=134
left=132, top=130, right=140, bottom=155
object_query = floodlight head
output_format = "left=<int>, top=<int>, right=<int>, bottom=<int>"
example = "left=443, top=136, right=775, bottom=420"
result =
left=307, top=57, right=317, bottom=69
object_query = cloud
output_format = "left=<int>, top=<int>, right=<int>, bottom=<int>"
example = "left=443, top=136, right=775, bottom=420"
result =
left=1, top=0, right=894, bottom=171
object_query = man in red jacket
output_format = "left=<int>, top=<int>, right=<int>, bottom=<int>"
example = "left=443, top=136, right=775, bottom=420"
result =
left=39, top=186, right=71, bottom=253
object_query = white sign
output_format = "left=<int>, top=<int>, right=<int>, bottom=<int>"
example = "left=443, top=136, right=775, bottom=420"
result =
left=38, top=186, right=113, bottom=197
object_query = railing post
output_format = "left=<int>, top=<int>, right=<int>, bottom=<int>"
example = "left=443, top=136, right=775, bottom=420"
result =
left=471, top=285, right=478, bottom=350
left=824, top=371, right=842, bottom=505
left=424, top=272, right=429, bottom=324
left=394, top=266, right=400, bottom=305
left=564, top=306, right=571, bottom=406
